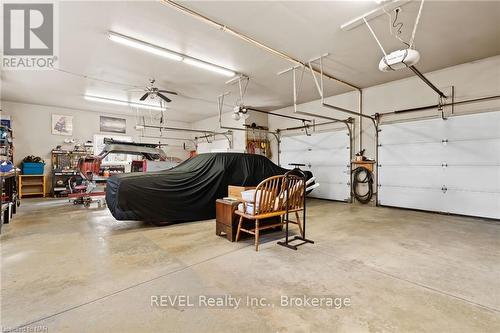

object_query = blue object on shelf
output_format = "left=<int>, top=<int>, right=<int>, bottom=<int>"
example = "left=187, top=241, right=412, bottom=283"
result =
left=0, top=161, right=13, bottom=172
left=22, top=162, right=45, bottom=175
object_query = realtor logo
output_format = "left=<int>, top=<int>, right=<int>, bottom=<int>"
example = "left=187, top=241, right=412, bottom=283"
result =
left=2, top=1, right=58, bottom=70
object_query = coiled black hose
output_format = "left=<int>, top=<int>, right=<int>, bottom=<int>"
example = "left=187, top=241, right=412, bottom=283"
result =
left=352, top=166, right=374, bottom=204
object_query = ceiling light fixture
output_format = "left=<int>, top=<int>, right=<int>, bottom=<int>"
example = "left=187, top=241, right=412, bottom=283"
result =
left=232, top=105, right=250, bottom=121
left=108, top=31, right=236, bottom=77
left=108, top=32, right=183, bottom=61
left=84, top=95, right=167, bottom=111
left=183, top=58, right=235, bottom=77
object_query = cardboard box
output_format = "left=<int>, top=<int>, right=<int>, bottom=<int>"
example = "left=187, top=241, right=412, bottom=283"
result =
left=228, top=185, right=256, bottom=200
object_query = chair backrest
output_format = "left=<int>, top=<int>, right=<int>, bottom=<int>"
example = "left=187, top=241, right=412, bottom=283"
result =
left=253, top=174, right=305, bottom=215
left=253, top=175, right=285, bottom=215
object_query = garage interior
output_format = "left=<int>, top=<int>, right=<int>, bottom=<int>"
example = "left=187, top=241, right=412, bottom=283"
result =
left=1, top=0, right=499, bottom=332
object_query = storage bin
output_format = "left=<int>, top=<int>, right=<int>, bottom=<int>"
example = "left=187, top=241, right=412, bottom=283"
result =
left=0, top=161, right=13, bottom=172
left=22, top=162, right=45, bottom=175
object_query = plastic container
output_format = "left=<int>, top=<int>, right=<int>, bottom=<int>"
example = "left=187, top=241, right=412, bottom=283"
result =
left=0, top=161, right=13, bottom=172
left=22, top=162, right=45, bottom=175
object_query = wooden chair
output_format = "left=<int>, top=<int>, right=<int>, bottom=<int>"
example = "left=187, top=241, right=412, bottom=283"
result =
left=235, top=174, right=305, bottom=251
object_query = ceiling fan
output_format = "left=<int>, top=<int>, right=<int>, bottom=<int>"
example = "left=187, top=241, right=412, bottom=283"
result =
left=139, top=79, right=177, bottom=103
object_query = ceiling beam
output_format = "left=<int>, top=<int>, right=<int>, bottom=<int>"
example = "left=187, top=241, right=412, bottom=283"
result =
left=161, top=0, right=361, bottom=91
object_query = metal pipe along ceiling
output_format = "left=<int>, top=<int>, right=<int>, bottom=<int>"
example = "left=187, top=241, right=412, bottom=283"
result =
left=140, top=134, right=196, bottom=143
left=279, top=120, right=344, bottom=132
left=246, top=107, right=311, bottom=123
left=384, top=94, right=500, bottom=115
left=142, top=124, right=226, bottom=135
left=161, top=0, right=361, bottom=91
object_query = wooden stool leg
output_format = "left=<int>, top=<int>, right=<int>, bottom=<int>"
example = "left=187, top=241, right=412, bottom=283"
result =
left=255, top=219, right=260, bottom=251
left=295, top=211, right=304, bottom=237
left=235, top=215, right=244, bottom=242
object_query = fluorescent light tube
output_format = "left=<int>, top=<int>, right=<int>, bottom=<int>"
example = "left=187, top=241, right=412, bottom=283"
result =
left=108, top=32, right=183, bottom=61
left=109, top=31, right=237, bottom=77
left=84, top=95, right=166, bottom=111
left=183, top=58, right=235, bottom=77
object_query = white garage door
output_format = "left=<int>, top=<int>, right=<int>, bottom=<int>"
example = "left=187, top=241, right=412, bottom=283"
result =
left=280, top=130, right=351, bottom=201
left=378, top=111, right=500, bottom=219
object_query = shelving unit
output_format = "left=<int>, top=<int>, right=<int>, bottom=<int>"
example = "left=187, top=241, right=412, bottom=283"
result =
left=19, top=175, right=46, bottom=198
left=51, top=150, right=88, bottom=197
left=0, top=125, right=14, bottom=162
left=1, top=170, right=19, bottom=233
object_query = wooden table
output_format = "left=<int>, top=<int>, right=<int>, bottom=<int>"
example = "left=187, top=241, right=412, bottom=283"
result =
left=215, top=199, right=240, bottom=242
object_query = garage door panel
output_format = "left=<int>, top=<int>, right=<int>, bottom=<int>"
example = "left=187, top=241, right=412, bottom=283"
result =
left=379, top=143, right=444, bottom=165
left=310, top=183, right=350, bottom=201
left=379, top=111, right=500, bottom=219
left=311, top=166, right=350, bottom=184
left=308, top=136, right=350, bottom=150
left=445, top=165, right=500, bottom=190
left=281, top=131, right=351, bottom=201
left=281, top=136, right=309, bottom=149
left=444, top=190, right=500, bottom=220
left=306, top=149, right=350, bottom=165
left=379, top=120, right=445, bottom=144
left=446, top=112, right=500, bottom=141
left=280, top=151, right=306, bottom=165
left=379, top=166, right=445, bottom=188
left=445, top=140, right=500, bottom=164
left=378, top=186, right=445, bottom=212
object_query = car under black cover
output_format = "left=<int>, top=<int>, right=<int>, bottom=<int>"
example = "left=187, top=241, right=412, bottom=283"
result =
left=106, top=153, right=307, bottom=224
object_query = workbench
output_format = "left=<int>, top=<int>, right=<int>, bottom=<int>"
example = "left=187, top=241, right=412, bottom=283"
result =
left=1, top=170, right=19, bottom=232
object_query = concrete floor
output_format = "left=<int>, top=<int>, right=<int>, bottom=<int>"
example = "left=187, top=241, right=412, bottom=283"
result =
left=1, top=198, right=499, bottom=332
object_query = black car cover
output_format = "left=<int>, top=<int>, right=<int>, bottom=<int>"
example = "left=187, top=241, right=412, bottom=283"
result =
left=106, top=153, right=298, bottom=223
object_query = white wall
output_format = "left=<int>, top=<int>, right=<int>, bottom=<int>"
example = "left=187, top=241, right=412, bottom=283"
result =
left=269, top=55, right=500, bottom=166
left=0, top=101, right=192, bottom=177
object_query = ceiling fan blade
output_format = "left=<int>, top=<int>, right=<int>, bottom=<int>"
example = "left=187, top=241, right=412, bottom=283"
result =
left=158, top=89, right=178, bottom=95
left=157, top=92, right=172, bottom=103
left=139, top=93, right=149, bottom=101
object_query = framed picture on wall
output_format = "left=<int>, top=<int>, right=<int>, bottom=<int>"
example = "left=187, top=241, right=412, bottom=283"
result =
left=100, top=116, right=126, bottom=134
left=52, top=114, right=73, bottom=136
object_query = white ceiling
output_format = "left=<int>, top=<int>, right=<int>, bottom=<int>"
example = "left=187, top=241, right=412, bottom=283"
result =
left=2, top=0, right=499, bottom=122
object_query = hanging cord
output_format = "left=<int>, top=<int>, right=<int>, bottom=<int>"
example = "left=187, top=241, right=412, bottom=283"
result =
left=352, top=167, right=374, bottom=204
left=366, top=0, right=425, bottom=54
left=383, top=7, right=411, bottom=48
left=409, top=0, right=425, bottom=49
